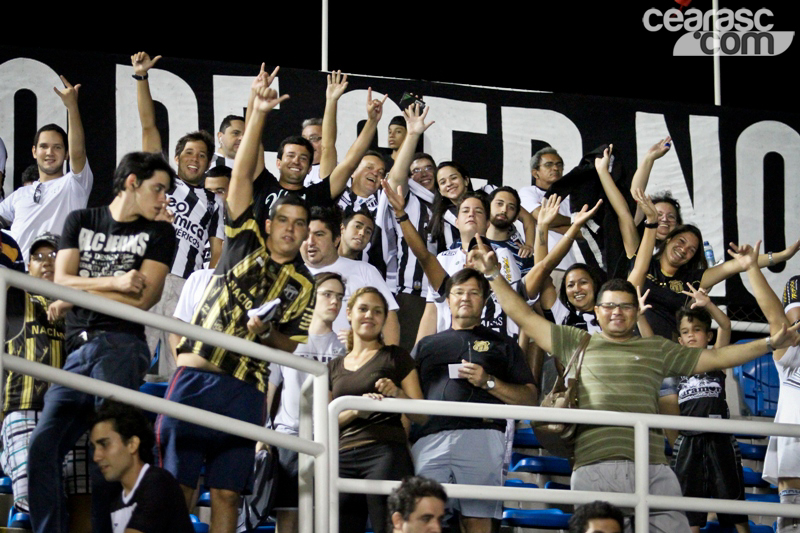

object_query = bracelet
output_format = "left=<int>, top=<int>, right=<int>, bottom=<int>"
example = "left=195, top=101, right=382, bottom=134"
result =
left=258, top=322, right=273, bottom=341
left=132, top=73, right=149, bottom=81
left=644, top=221, right=659, bottom=229
left=485, top=270, right=500, bottom=281
left=395, top=213, right=409, bottom=223
left=768, top=251, right=774, bottom=266
left=766, top=335, right=775, bottom=352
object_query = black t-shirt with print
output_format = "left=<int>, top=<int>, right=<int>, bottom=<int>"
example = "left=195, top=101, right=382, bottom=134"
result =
left=60, top=207, right=176, bottom=344
left=252, top=168, right=336, bottom=230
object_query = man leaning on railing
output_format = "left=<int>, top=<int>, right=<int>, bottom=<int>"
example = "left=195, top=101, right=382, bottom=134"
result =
left=27, top=152, right=178, bottom=533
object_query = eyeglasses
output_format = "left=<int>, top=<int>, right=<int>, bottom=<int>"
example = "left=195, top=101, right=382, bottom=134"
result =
left=541, top=161, right=564, bottom=170
left=597, top=302, right=637, bottom=311
left=305, top=135, right=322, bottom=143
left=411, top=165, right=434, bottom=175
left=31, top=251, right=57, bottom=262
left=33, top=182, right=42, bottom=204
left=317, top=290, right=344, bottom=302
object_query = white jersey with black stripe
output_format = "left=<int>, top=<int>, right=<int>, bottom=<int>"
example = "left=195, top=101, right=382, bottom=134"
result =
left=394, top=191, right=435, bottom=295
left=167, top=179, right=225, bottom=279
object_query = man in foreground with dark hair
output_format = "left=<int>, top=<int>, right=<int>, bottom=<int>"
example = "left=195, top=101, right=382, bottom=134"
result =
left=569, top=501, right=623, bottom=533
left=469, top=238, right=800, bottom=532
left=28, top=151, right=177, bottom=533
left=212, top=114, right=245, bottom=169
left=411, top=268, right=536, bottom=533
left=388, top=476, right=447, bottom=533
left=91, top=401, right=193, bottom=533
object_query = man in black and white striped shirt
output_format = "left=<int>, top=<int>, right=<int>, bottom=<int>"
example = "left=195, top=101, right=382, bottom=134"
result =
left=132, top=51, right=225, bottom=377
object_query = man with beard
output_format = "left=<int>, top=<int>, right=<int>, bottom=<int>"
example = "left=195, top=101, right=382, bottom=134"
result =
left=484, top=187, right=534, bottom=275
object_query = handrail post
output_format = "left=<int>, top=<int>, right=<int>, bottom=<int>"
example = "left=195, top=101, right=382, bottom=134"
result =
left=328, top=399, right=340, bottom=533
left=299, top=377, right=313, bottom=533
left=634, top=421, right=649, bottom=532
left=0, top=279, right=7, bottom=402
left=313, top=373, right=329, bottom=533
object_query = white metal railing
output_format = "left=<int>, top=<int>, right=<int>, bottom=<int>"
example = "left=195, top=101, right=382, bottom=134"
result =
left=328, top=396, right=800, bottom=533
left=0, top=268, right=329, bottom=533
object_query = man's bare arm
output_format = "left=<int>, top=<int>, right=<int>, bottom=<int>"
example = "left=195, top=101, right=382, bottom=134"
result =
left=627, top=189, right=659, bottom=289
left=131, top=52, right=164, bottom=153
left=319, top=71, right=348, bottom=179
left=630, top=137, right=672, bottom=224
left=386, top=104, right=434, bottom=198
left=54, top=76, right=86, bottom=173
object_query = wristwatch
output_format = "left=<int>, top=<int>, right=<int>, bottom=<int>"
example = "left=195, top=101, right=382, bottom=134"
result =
left=484, top=375, right=496, bottom=390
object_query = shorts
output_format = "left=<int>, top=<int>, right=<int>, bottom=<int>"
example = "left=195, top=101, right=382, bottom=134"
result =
left=0, top=411, right=91, bottom=512
left=273, top=447, right=299, bottom=510
left=571, top=461, right=690, bottom=533
left=412, top=429, right=504, bottom=519
left=155, top=366, right=266, bottom=494
left=671, top=433, right=747, bottom=527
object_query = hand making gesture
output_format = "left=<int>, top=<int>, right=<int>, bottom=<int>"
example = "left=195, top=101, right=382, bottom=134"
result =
left=53, top=75, right=80, bottom=108
left=366, top=87, right=388, bottom=122
left=403, top=103, right=435, bottom=136
left=131, top=51, right=162, bottom=77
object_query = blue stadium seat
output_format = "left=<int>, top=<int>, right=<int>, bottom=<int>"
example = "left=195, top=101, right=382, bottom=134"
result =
left=502, top=508, right=571, bottom=529
left=745, top=492, right=780, bottom=503
left=701, top=520, right=774, bottom=532
left=544, top=480, right=570, bottom=490
left=733, top=347, right=779, bottom=417
left=742, top=466, right=770, bottom=488
left=510, top=453, right=572, bottom=476
left=7, top=507, right=31, bottom=529
left=139, top=381, right=169, bottom=422
left=190, top=514, right=210, bottom=533
left=739, top=442, right=768, bottom=461
left=513, top=426, right=541, bottom=448
left=0, top=476, right=12, bottom=494
left=197, top=491, right=211, bottom=507
left=504, top=479, right=539, bottom=489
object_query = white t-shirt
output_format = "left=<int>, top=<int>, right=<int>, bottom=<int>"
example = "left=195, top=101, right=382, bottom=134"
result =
left=518, top=184, right=577, bottom=271
left=763, top=343, right=800, bottom=484
left=303, top=164, right=322, bottom=186
left=270, top=331, right=345, bottom=435
left=0, top=160, right=93, bottom=263
left=305, top=256, right=399, bottom=334
left=172, top=268, right=214, bottom=322
left=426, top=244, right=521, bottom=336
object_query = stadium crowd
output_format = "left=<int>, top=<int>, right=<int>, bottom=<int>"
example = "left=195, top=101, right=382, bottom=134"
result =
left=1, top=53, right=800, bottom=533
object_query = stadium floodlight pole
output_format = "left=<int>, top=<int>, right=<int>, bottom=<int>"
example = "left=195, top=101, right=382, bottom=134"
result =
left=713, top=0, right=721, bottom=105
left=322, top=0, right=329, bottom=71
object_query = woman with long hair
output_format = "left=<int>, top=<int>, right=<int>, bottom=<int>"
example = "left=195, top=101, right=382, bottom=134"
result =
left=428, top=161, right=473, bottom=253
left=328, top=287, right=425, bottom=533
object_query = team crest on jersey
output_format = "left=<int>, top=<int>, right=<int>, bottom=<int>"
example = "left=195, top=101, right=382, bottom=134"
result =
left=283, top=284, right=299, bottom=301
left=669, top=280, right=684, bottom=293
left=473, top=340, right=490, bottom=352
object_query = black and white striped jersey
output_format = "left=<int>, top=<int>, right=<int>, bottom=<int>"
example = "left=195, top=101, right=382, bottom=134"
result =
left=394, top=190, right=436, bottom=296
left=337, top=187, right=389, bottom=279
left=168, top=179, right=225, bottom=279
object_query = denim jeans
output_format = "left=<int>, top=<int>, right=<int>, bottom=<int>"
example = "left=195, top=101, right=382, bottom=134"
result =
left=27, top=332, right=150, bottom=533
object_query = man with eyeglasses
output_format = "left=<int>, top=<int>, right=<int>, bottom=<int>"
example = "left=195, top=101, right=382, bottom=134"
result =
left=519, top=147, right=577, bottom=279
left=470, top=241, right=800, bottom=531
left=0, top=77, right=92, bottom=264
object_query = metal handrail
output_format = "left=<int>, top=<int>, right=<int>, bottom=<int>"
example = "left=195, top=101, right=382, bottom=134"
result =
left=0, top=268, right=329, bottom=533
left=328, top=396, right=800, bottom=533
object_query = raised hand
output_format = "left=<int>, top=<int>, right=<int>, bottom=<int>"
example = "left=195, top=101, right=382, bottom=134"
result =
left=573, top=199, right=603, bottom=227
left=681, top=283, right=710, bottom=309
left=53, top=76, right=80, bottom=107
left=326, top=70, right=348, bottom=100
left=632, top=188, right=658, bottom=223
left=636, top=285, right=652, bottom=317
left=780, top=238, right=800, bottom=262
left=595, top=144, right=612, bottom=174
left=253, top=86, right=290, bottom=114
left=537, top=194, right=563, bottom=227
left=403, top=103, right=435, bottom=136
left=251, top=63, right=280, bottom=92
left=366, top=87, right=388, bottom=121
left=467, top=235, right=501, bottom=275
left=381, top=179, right=406, bottom=215
left=727, top=240, right=761, bottom=271
left=131, top=51, right=162, bottom=76
left=645, top=136, right=672, bottom=161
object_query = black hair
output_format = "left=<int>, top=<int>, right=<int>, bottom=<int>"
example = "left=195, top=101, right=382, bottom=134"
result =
left=568, top=500, right=624, bottom=533
left=342, top=207, right=375, bottom=229
left=174, top=130, right=214, bottom=160
left=558, top=263, right=608, bottom=312
left=676, top=306, right=713, bottom=333
left=268, top=195, right=310, bottom=223
left=429, top=161, right=474, bottom=242
left=21, top=164, right=39, bottom=186
left=277, top=136, right=314, bottom=161
left=653, top=224, right=706, bottom=274
left=444, top=268, right=490, bottom=301
left=314, top=271, right=345, bottom=293
left=387, top=476, right=447, bottom=528
left=206, top=165, right=231, bottom=179
left=412, top=152, right=436, bottom=168
left=310, top=205, right=342, bottom=241
left=456, top=191, right=490, bottom=216
left=33, top=124, right=68, bottom=155
left=92, top=401, right=155, bottom=465
left=218, top=115, right=244, bottom=134
left=112, top=152, right=177, bottom=196
left=489, top=186, right=523, bottom=223
left=595, top=278, right=638, bottom=308
left=361, top=150, right=387, bottom=169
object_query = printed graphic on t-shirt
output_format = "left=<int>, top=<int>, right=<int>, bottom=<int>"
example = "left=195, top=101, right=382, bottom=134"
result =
left=677, top=374, right=723, bottom=403
left=169, top=195, right=209, bottom=251
left=786, top=368, right=800, bottom=391
left=77, top=228, right=150, bottom=277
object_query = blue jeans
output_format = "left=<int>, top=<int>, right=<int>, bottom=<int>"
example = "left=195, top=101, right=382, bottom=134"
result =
left=27, top=332, right=150, bottom=533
